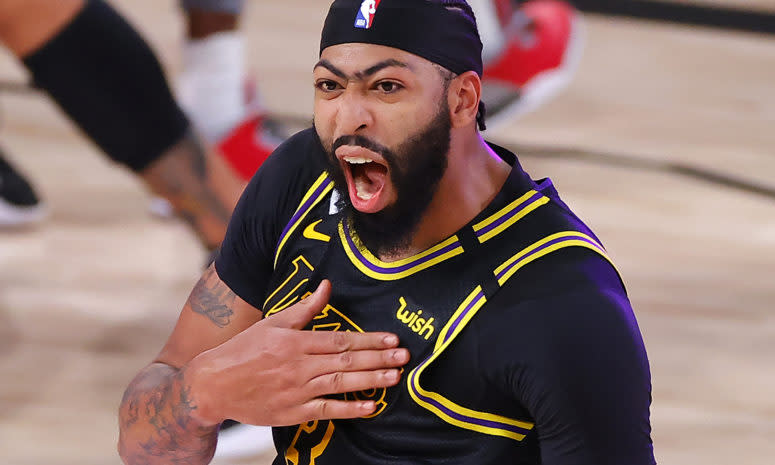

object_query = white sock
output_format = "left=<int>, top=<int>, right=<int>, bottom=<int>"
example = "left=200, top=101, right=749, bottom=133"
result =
left=468, top=0, right=506, bottom=64
left=178, top=31, right=246, bottom=142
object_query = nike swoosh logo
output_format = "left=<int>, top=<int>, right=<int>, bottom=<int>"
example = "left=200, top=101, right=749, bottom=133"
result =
left=303, top=219, right=331, bottom=242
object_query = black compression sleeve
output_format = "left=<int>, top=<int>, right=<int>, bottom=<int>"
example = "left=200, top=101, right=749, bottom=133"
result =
left=22, top=0, right=189, bottom=172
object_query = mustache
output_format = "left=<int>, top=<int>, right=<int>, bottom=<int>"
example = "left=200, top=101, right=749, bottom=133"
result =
left=331, top=135, right=390, bottom=158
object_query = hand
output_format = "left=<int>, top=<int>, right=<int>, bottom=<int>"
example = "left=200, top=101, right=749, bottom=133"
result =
left=184, top=280, right=409, bottom=427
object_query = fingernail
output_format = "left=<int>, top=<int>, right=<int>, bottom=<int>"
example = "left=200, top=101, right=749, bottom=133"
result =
left=385, top=370, right=399, bottom=381
left=361, top=401, right=375, bottom=410
left=393, top=349, right=408, bottom=362
left=383, top=335, right=398, bottom=346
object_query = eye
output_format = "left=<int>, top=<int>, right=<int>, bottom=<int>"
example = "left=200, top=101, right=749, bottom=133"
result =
left=375, top=81, right=403, bottom=94
left=316, top=80, right=341, bottom=92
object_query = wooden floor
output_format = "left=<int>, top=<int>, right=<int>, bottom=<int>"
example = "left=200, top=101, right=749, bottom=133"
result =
left=1, top=1, right=774, bottom=464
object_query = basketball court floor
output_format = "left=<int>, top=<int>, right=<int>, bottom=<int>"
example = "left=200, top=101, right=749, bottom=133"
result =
left=0, top=1, right=773, bottom=464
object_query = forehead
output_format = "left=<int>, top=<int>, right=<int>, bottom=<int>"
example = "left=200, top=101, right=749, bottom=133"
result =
left=317, top=43, right=435, bottom=75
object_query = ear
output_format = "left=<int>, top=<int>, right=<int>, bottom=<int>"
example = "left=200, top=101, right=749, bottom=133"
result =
left=447, top=71, right=481, bottom=129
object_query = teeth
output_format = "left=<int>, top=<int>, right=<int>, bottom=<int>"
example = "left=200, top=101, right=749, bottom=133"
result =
left=354, top=178, right=374, bottom=200
left=343, top=156, right=372, bottom=165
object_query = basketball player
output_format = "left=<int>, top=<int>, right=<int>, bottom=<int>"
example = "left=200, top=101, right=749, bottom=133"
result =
left=118, top=1, right=655, bottom=464
left=162, top=0, right=587, bottom=458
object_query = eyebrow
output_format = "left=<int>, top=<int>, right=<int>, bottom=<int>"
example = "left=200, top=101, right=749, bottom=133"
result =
left=313, top=58, right=411, bottom=81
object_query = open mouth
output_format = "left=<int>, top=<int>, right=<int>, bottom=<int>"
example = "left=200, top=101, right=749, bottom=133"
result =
left=336, top=146, right=391, bottom=213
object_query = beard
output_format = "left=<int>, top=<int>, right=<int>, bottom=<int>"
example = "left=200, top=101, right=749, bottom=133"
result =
left=319, top=102, right=452, bottom=257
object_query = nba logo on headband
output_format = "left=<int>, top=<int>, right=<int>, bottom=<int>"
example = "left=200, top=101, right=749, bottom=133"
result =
left=354, top=0, right=381, bottom=29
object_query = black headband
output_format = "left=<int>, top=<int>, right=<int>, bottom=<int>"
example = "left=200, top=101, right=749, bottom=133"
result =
left=320, top=0, right=483, bottom=77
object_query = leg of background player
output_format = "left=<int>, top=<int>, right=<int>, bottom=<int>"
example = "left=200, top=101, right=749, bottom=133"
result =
left=147, top=0, right=288, bottom=220
left=179, top=0, right=286, bottom=173
left=0, top=0, right=81, bottom=229
left=0, top=0, right=243, bottom=250
left=178, top=0, right=245, bottom=143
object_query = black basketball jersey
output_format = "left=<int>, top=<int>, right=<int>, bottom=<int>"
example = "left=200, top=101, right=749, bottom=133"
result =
left=215, top=129, right=655, bottom=465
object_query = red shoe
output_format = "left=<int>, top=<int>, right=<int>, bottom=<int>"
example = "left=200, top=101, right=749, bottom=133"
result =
left=482, top=0, right=584, bottom=129
left=217, top=74, right=289, bottom=181
left=217, top=113, right=287, bottom=181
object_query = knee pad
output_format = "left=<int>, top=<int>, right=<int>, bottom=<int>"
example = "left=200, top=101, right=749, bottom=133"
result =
left=22, top=0, right=189, bottom=172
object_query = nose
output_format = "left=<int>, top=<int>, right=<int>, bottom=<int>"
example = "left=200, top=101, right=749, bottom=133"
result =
left=335, top=87, right=373, bottom=136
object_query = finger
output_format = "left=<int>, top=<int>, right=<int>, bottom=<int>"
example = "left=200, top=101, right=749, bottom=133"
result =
left=306, top=348, right=410, bottom=378
left=307, top=369, right=402, bottom=398
left=285, top=398, right=377, bottom=424
left=302, top=330, right=400, bottom=354
left=266, top=280, right=331, bottom=329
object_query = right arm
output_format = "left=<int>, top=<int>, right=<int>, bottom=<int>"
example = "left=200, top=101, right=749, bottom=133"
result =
left=117, top=264, right=258, bottom=464
left=118, top=131, right=408, bottom=464
left=118, top=268, right=408, bottom=465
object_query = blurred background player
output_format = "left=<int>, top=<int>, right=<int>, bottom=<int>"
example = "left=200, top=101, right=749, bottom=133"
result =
left=0, top=0, right=245, bottom=250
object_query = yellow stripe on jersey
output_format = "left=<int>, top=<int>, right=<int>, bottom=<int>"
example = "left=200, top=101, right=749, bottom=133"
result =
left=339, top=222, right=464, bottom=281
left=274, top=172, right=334, bottom=268
left=408, top=231, right=619, bottom=441
left=473, top=190, right=549, bottom=243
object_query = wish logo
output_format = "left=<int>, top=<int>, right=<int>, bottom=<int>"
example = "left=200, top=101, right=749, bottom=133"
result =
left=354, top=0, right=381, bottom=29
left=395, top=297, right=435, bottom=340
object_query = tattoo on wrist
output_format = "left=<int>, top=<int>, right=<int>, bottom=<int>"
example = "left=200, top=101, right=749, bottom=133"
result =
left=120, top=365, right=215, bottom=463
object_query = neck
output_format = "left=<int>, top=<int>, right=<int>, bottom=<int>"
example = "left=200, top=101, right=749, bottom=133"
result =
left=378, top=132, right=511, bottom=262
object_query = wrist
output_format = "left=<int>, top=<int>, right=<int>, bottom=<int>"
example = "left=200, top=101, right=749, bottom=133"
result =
left=181, top=354, right=223, bottom=428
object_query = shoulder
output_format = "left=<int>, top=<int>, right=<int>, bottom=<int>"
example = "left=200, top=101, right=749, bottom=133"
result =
left=469, top=244, right=649, bottom=393
left=475, top=249, right=653, bottom=463
left=473, top=246, right=651, bottom=411
left=213, top=128, right=331, bottom=308
left=480, top=247, right=637, bottom=349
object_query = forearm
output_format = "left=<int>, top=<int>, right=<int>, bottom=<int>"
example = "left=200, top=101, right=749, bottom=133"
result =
left=118, top=362, right=218, bottom=465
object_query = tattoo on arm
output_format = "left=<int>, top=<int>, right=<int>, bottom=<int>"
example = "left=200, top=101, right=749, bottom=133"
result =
left=119, top=364, right=216, bottom=465
left=174, top=129, right=231, bottom=223
left=189, top=266, right=236, bottom=328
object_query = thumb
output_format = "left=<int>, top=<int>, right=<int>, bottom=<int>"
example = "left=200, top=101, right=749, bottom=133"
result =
left=267, top=280, right=331, bottom=329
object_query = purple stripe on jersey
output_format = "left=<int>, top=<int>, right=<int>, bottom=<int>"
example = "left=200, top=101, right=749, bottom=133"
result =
left=475, top=191, right=545, bottom=238
left=408, top=289, right=532, bottom=436
left=442, top=289, right=485, bottom=345
left=343, top=221, right=461, bottom=274
left=276, top=178, right=333, bottom=250
left=409, top=360, right=531, bottom=436
left=495, top=234, right=602, bottom=281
